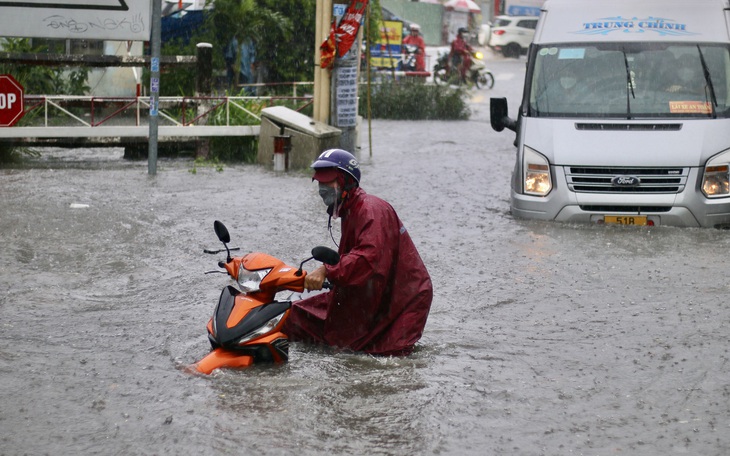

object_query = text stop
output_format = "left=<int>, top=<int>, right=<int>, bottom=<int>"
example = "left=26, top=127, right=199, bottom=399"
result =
left=0, top=93, right=17, bottom=110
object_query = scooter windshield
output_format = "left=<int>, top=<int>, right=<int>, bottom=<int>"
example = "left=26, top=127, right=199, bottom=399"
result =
left=528, top=42, right=730, bottom=119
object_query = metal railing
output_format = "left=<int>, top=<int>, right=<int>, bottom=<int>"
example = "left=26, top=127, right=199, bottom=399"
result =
left=0, top=82, right=315, bottom=140
left=20, top=95, right=312, bottom=128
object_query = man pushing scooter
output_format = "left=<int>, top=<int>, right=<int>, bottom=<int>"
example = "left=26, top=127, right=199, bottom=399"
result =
left=283, top=149, right=433, bottom=356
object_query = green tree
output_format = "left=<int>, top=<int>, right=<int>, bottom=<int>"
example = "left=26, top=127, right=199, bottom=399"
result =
left=159, top=0, right=297, bottom=95
left=253, top=0, right=312, bottom=83
left=0, top=38, right=88, bottom=95
left=161, top=0, right=382, bottom=92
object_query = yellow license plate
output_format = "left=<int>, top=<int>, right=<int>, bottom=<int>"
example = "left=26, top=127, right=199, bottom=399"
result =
left=604, top=215, right=647, bottom=226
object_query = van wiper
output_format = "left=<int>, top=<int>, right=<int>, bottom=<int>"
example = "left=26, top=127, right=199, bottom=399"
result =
left=622, top=50, right=635, bottom=119
left=697, top=45, right=718, bottom=118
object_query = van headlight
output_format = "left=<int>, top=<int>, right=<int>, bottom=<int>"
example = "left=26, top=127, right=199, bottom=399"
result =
left=702, top=150, right=730, bottom=198
left=523, top=146, right=552, bottom=196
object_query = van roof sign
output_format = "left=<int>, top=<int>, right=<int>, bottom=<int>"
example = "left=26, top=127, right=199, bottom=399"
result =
left=537, top=0, right=730, bottom=44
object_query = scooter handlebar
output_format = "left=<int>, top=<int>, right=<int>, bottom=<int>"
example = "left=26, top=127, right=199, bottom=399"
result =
left=203, top=247, right=241, bottom=254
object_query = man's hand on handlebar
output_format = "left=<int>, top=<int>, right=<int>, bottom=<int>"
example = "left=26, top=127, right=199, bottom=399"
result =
left=305, top=265, right=327, bottom=291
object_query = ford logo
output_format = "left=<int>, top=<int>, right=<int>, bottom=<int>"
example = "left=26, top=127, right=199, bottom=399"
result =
left=612, top=175, right=640, bottom=186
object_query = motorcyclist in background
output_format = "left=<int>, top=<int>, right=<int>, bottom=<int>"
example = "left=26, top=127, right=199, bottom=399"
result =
left=402, top=24, right=426, bottom=72
left=449, top=27, right=473, bottom=83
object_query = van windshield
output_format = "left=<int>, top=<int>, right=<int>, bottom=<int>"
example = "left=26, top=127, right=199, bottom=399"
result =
left=528, top=43, right=730, bottom=119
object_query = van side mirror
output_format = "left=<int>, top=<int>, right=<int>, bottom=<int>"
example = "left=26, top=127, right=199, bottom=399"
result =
left=490, top=97, right=517, bottom=132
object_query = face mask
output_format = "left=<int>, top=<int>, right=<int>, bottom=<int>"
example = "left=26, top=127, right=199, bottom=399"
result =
left=319, top=183, right=339, bottom=207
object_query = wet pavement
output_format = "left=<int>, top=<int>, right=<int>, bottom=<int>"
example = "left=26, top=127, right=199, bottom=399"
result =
left=1, top=54, right=730, bottom=455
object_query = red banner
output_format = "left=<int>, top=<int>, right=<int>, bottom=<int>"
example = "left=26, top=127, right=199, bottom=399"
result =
left=335, top=0, right=368, bottom=58
left=319, top=0, right=368, bottom=70
left=320, top=21, right=337, bottom=70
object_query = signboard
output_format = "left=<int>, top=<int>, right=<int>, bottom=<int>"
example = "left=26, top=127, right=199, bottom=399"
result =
left=368, top=20, right=403, bottom=69
left=335, top=65, right=358, bottom=127
left=504, top=0, right=544, bottom=17
left=0, top=74, right=25, bottom=127
left=0, top=0, right=152, bottom=40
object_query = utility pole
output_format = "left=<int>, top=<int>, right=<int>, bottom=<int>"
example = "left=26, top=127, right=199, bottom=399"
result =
left=315, top=0, right=362, bottom=154
left=148, top=0, right=161, bottom=176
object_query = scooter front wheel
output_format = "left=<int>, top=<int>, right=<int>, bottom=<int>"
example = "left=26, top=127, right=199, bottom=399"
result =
left=478, top=71, right=495, bottom=89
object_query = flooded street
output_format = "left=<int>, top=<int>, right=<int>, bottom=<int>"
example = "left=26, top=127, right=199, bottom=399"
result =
left=2, top=56, right=730, bottom=455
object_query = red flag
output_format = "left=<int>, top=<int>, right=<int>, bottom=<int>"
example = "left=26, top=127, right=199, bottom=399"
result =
left=319, top=0, right=368, bottom=69
left=335, top=0, right=368, bottom=57
left=320, top=21, right=337, bottom=70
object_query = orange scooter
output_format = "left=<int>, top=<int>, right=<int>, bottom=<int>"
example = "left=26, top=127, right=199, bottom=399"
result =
left=191, top=220, right=339, bottom=375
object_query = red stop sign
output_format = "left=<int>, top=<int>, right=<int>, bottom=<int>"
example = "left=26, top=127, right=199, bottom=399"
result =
left=0, top=74, right=25, bottom=127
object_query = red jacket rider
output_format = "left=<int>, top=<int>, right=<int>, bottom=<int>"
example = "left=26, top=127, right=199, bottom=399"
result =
left=283, top=149, right=433, bottom=356
left=449, top=27, right=473, bottom=81
left=402, top=24, right=426, bottom=71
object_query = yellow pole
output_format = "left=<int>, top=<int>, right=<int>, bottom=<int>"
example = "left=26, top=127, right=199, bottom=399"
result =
left=366, top=3, right=372, bottom=158
left=314, top=0, right=332, bottom=123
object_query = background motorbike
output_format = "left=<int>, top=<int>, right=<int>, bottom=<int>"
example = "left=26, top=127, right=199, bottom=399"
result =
left=433, top=50, right=495, bottom=89
left=399, top=44, right=420, bottom=72
left=191, top=220, right=339, bottom=375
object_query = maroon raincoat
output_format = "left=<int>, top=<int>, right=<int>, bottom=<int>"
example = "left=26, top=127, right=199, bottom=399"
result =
left=283, top=187, right=433, bottom=356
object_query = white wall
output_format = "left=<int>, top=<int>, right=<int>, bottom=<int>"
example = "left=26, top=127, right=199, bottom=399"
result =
left=87, top=41, right=144, bottom=97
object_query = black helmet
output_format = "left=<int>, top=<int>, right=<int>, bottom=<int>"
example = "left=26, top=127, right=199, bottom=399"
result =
left=458, top=27, right=468, bottom=35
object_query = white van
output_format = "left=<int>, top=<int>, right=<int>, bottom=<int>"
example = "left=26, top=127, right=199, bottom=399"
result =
left=490, top=0, right=730, bottom=227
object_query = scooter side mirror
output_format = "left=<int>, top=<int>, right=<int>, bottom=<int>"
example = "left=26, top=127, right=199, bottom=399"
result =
left=312, top=246, right=340, bottom=265
left=213, top=220, right=231, bottom=244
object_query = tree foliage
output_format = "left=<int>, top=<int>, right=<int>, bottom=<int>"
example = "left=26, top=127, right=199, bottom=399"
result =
left=208, top=0, right=320, bottom=83
left=160, top=0, right=315, bottom=95
left=252, top=0, right=313, bottom=82
left=0, top=38, right=89, bottom=95
left=162, top=0, right=383, bottom=92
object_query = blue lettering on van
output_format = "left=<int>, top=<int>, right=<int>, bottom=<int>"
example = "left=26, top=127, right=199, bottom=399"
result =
left=574, top=16, right=698, bottom=37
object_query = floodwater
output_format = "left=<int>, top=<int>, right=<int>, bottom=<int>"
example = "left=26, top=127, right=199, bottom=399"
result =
left=2, top=56, right=730, bottom=456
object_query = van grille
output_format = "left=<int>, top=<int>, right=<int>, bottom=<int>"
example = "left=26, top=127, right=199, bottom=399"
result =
left=579, top=205, right=672, bottom=213
left=575, top=123, right=682, bottom=131
left=565, top=167, right=688, bottom=193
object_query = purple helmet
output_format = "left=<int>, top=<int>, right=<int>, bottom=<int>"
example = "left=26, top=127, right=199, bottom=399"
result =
left=311, top=149, right=361, bottom=185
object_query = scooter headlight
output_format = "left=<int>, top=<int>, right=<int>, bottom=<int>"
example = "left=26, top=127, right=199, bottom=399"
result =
left=236, top=312, right=285, bottom=346
left=702, top=149, right=730, bottom=198
left=474, top=51, right=484, bottom=60
left=237, top=267, right=271, bottom=292
left=523, top=146, right=552, bottom=196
